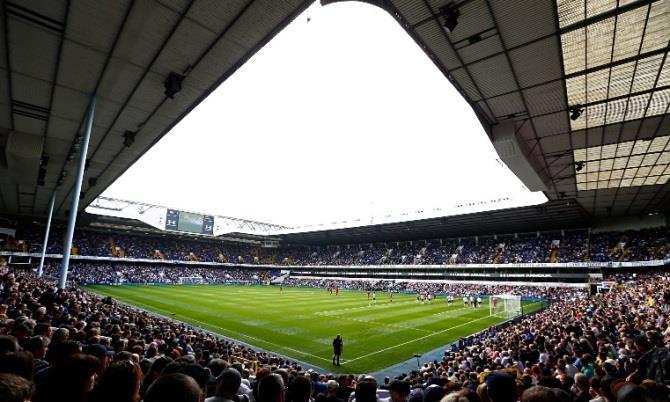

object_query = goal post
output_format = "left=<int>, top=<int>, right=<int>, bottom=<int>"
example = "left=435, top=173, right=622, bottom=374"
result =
left=489, top=294, right=522, bottom=318
left=177, top=276, right=206, bottom=285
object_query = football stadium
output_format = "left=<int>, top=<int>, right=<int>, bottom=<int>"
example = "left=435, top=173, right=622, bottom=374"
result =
left=1, top=1, right=670, bottom=402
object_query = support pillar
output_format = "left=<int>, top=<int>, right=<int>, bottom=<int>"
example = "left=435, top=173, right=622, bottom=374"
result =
left=37, top=191, right=56, bottom=278
left=59, top=96, right=95, bottom=289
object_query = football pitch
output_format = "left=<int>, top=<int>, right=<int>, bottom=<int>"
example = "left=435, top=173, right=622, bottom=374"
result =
left=83, top=285, right=544, bottom=373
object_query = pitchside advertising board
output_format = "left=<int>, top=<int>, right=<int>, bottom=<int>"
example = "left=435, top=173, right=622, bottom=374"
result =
left=165, top=209, right=214, bottom=235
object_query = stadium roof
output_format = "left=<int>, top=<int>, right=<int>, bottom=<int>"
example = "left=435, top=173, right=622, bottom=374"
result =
left=378, top=0, right=670, bottom=217
left=278, top=199, right=590, bottom=244
left=1, top=0, right=669, bottom=226
left=0, top=0, right=311, bottom=218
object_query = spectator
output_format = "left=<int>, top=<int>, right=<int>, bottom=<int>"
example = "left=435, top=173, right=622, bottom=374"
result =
left=0, top=372, right=34, bottom=402
left=287, top=375, right=312, bottom=402
left=207, top=368, right=244, bottom=402
left=486, top=372, right=516, bottom=402
left=353, top=378, right=379, bottom=402
left=34, top=353, right=100, bottom=402
left=387, top=380, right=409, bottom=402
left=317, top=380, right=344, bottom=402
left=0, top=352, right=34, bottom=381
left=145, top=373, right=204, bottom=402
left=628, top=335, right=670, bottom=385
left=0, top=335, right=19, bottom=354
left=573, top=374, right=590, bottom=402
left=258, top=374, right=286, bottom=402
left=89, top=360, right=143, bottom=402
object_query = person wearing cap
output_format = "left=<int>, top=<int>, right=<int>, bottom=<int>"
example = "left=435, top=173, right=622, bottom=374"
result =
left=333, top=335, right=343, bottom=366
left=85, top=344, right=114, bottom=374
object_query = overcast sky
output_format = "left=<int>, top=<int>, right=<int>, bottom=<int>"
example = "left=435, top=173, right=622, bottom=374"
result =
left=101, top=2, right=546, bottom=227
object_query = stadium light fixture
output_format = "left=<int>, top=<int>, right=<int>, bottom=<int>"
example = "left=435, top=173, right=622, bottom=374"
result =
left=123, top=130, right=136, bottom=148
left=569, top=106, right=583, bottom=121
left=440, top=3, right=460, bottom=33
left=164, top=72, right=185, bottom=99
left=57, top=171, right=67, bottom=186
left=37, top=167, right=46, bottom=186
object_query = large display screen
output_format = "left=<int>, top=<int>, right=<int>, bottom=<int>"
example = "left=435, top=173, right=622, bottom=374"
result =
left=165, top=209, right=214, bottom=235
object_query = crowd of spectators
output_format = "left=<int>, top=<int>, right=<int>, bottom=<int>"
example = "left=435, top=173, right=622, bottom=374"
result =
left=38, top=262, right=277, bottom=285
left=3, top=226, right=670, bottom=267
left=282, top=278, right=573, bottom=299
left=21, top=262, right=576, bottom=300
left=0, top=263, right=668, bottom=402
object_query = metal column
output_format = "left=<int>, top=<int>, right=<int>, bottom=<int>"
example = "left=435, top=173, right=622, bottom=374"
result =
left=37, top=191, right=56, bottom=278
left=59, top=96, right=96, bottom=289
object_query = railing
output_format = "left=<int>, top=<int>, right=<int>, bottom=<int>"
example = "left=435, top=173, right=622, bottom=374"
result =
left=227, top=355, right=259, bottom=373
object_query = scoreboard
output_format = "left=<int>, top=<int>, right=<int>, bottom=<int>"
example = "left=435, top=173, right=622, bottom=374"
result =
left=165, top=209, right=214, bottom=235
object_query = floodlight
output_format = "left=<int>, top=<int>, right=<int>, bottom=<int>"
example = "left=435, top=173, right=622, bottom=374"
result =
left=570, top=106, right=584, bottom=121
left=441, top=3, right=460, bottom=33
left=123, top=130, right=136, bottom=148
left=164, top=72, right=185, bottom=99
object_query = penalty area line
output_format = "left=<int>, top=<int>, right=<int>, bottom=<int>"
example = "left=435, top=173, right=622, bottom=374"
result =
left=344, top=313, right=497, bottom=364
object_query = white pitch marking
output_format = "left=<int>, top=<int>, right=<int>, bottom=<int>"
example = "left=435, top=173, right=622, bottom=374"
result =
left=344, top=313, right=498, bottom=363
left=97, top=293, right=333, bottom=363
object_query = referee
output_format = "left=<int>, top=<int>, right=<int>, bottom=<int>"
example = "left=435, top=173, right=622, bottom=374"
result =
left=332, top=334, right=343, bottom=366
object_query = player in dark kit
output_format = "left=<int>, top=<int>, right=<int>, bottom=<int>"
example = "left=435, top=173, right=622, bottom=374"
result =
left=332, top=334, right=343, bottom=366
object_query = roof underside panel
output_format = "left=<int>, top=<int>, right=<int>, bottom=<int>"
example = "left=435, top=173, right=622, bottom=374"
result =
left=0, top=0, right=313, bottom=219
left=388, top=0, right=670, bottom=218
left=2, top=0, right=669, bottom=233
left=280, top=200, right=590, bottom=245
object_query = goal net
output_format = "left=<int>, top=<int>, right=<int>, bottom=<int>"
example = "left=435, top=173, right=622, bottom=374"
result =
left=489, top=295, right=522, bottom=318
left=177, top=276, right=206, bottom=285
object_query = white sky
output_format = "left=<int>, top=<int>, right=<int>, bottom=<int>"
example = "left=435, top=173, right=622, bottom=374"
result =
left=101, top=2, right=546, bottom=227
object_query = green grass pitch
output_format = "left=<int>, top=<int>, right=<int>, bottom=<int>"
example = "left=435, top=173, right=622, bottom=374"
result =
left=84, top=285, right=543, bottom=373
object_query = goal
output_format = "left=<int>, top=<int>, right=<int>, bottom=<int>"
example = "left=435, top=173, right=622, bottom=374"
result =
left=177, top=276, right=206, bottom=285
left=489, top=294, right=522, bottom=318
